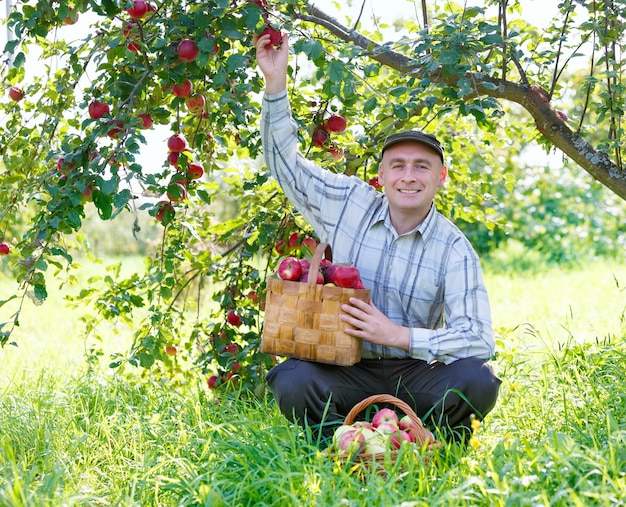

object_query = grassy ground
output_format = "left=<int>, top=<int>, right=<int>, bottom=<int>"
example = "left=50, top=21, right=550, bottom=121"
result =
left=0, top=256, right=625, bottom=506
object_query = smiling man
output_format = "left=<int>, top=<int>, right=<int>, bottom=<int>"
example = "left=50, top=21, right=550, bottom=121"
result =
left=256, top=32, right=501, bottom=444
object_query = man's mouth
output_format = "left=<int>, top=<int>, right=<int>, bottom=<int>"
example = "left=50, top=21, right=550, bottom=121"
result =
left=398, top=189, right=420, bottom=194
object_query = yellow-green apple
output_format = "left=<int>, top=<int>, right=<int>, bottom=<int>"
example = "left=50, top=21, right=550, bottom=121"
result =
left=363, top=433, right=388, bottom=455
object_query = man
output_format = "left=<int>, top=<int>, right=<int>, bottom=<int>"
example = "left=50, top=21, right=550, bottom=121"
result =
left=255, top=31, right=501, bottom=443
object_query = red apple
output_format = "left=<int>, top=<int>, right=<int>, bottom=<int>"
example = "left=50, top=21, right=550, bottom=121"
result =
left=207, top=375, right=219, bottom=389
left=126, top=0, right=148, bottom=19
left=368, top=176, right=382, bottom=190
left=299, top=258, right=311, bottom=273
left=8, top=86, right=25, bottom=102
left=224, top=343, right=239, bottom=354
left=166, top=182, right=187, bottom=202
left=185, top=93, right=205, bottom=114
left=187, top=162, right=204, bottom=180
left=231, top=360, right=241, bottom=372
left=106, top=119, right=125, bottom=139
left=323, top=263, right=337, bottom=284
left=137, top=112, right=153, bottom=129
left=155, top=200, right=175, bottom=223
left=127, top=41, right=141, bottom=53
left=57, top=156, right=75, bottom=175
left=226, top=310, right=242, bottom=327
left=333, top=265, right=361, bottom=288
left=302, top=237, right=317, bottom=254
left=247, top=290, right=260, bottom=303
left=88, top=100, right=110, bottom=119
left=0, top=243, right=10, bottom=255
left=371, top=407, right=399, bottom=429
left=177, top=38, right=199, bottom=63
left=247, top=0, right=268, bottom=7
left=328, top=142, right=343, bottom=160
left=123, top=20, right=138, bottom=37
left=167, top=151, right=180, bottom=167
left=165, top=345, right=177, bottom=356
left=277, top=256, right=303, bottom=281
left=81, top=185, right=95, bottom=202
left=274, top=239, right=287, bottom=255
left=288, top=232, right=301, bottom=250
left=338, top=429, right=366, bottom=455
left=326, top=114, right=347, bottom=133
left=259, top=25, right=282, bottom=47
left=312, top=126, right=330, bottom=147
left=172, top=79, right=193, bottom=98
left=390, top=430, right=413, bottom=449
left=300, top=270, right=324, bottom=284
left=167, top=134, right=188, bottom=153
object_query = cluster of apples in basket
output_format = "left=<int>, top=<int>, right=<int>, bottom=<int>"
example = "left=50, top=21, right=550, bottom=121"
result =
left=275, top=255, right=365, bottom=289
left=332, top=408, right=425, bottom=456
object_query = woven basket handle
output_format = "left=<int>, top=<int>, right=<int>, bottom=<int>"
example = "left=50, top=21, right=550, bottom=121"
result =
left=343, top=394, right=436, bottom=446
left=307, top=242, right=332, bottom=287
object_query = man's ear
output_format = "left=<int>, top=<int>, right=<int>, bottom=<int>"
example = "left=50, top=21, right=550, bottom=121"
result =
left=438, top=165, right=448, bottom=187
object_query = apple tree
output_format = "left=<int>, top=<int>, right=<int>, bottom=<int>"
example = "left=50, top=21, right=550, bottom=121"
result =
left=0, top=0, right=624, bottom=393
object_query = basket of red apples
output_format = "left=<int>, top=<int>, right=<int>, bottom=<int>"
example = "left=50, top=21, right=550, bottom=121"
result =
left=329, top=394, right=438, bottom=473
left=261, top=242, right=370, bottom=366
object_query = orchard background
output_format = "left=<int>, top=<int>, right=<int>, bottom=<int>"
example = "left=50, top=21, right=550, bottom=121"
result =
left=1, top=0, right=626, bottom=395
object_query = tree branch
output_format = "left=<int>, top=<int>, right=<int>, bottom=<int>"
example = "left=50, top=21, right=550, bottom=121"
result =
left=296, top=3, right=626, bottom=201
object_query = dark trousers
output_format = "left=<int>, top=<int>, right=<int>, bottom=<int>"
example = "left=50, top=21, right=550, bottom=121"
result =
left=266, top=357, right=501, bottom=442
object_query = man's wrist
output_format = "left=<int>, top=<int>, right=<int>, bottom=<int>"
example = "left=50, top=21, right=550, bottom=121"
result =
left=265, top=78, right=287, bottom=95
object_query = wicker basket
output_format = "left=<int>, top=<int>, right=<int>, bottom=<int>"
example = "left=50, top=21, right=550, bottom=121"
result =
left=261, top=243, right=370, bottom=366
left=331, top=394, right=438, bottom=474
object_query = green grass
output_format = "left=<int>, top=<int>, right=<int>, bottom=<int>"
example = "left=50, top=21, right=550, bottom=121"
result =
left=1, top=257, right=626, bottom=505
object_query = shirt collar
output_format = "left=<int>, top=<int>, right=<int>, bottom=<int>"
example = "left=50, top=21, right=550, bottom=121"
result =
left=374, top=197, right=438, bottom=240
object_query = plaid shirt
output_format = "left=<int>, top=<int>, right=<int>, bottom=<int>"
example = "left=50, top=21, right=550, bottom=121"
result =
left=261, top=90, right=495, bottom=364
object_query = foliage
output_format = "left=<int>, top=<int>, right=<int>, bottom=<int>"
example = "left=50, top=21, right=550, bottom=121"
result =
left=1, top=0, right=625, bottom=389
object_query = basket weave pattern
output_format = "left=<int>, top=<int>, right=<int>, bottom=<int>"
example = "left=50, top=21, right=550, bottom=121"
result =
left=261, top=243, right=370, bottom=366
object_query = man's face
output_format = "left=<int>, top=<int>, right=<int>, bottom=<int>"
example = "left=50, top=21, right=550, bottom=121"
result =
left=378, top=141, right=447, bottom=226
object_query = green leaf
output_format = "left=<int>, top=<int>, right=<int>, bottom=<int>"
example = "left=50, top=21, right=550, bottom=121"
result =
left=197, top=188, right=212, bottom=205
left=93, top=190, right=113, bottom=220
left=363, top=97, right=378, bottom=114
left=226, top=53, right=248, bottom=72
